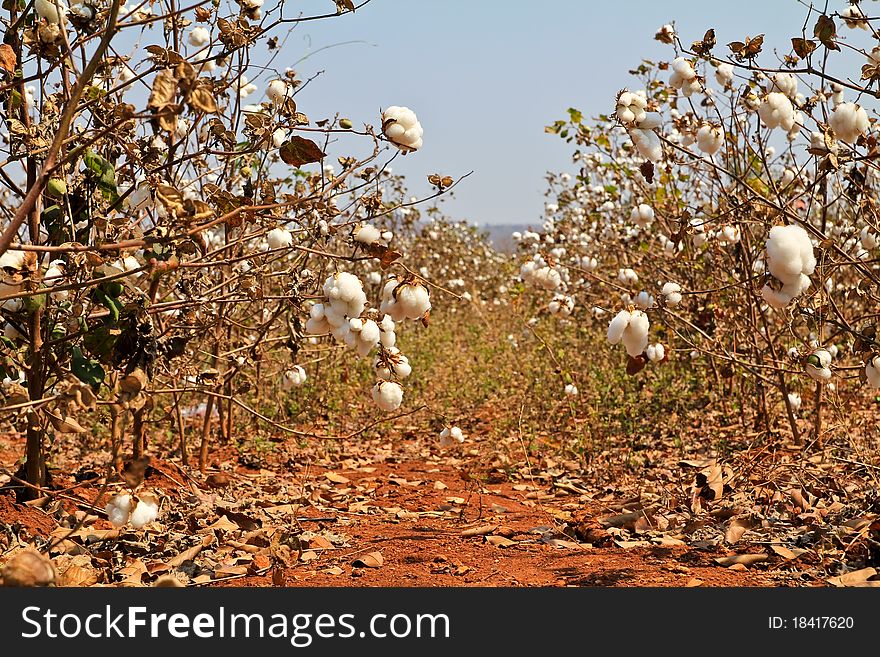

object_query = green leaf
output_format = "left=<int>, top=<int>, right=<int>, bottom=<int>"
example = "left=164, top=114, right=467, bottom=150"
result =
left=83, top=150, right=119, bottom=202
left=71, top=346, right=105, bottom=389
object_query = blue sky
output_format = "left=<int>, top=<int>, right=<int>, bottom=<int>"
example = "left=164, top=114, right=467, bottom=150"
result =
left=283, top=1, right=825, bottom=226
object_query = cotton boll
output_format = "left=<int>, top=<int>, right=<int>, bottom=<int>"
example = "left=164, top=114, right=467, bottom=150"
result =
left=381, top=106, right=423, bottom=153
left=634, top=291, right=654, bottom=310
left=105, top=494, right=133, bottom=527
left=758, top=93, right=796, bottom=131
left=860, top=226, right=878, bottom=250
left=607, top=309, right=631, bottom=344
left=768, top=72, right=798, bottom=99
left=564, top=383, right=578, bottom=397
left=805, top=349, right=832, bottom=381
left=715, top=62, right=734, bottom=87
left=616, top=91, right=647, bottom=124
left=266, top=227, right=293, bottom=250
left=628, top=127, right=662, bottom=162
left=617, top=268, right=638, bottom=285
left=842, top=4, right=869, bottom=30
left=646, top=343, right=665, bottom=363
left=129, top=496, right=159, bottom=529
left=669, top=57, right=697, bottom=90
left=372, top=380, right=403, bottom=411
left=810, top=131, right=838, bottom=155
left=354, top=223, right=382, bottom=245
left=787, top=392, right=802, bottom=411
left=866, top=356, right=880, bottom=388
left=765, top=224, right=815, bottom=289
left=621, top=310, right=649, bottom=357
left=830, top=102, right=869, bottom=144
left=236, top=75, right=257, bottom=98
left=439, top=426, right=465, bottom=448
left=359, top=319, right=380, bottom=345
left=188, top=26, right=210, bottom=47
left=662, top=282, right=682, bottom=307
left=266, top=79, right=290, bottom=104
left=630, top=204, right=654, bottom=228
left=696, top=124, right=724, bottom=154
left=761, top=283, right=793, bottom=309
left=35, top=0, right=67, bottom=23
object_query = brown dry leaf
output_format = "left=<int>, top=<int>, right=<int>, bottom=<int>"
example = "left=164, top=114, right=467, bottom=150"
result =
left=614, top=540, right=652, bottom=549
left=148, top=69, right=177, bottom=108
left=205, top=515, right=239, bottom=533
left=44, top=410, right=86, bottom=434
left=168, top=537, right=211, bottom=568
left=352, top=551, right=383, bottom=568
left=0, top=551, right=56, bottom=587
left=460, top=525, right=497, bottom=537
left=714, top=553, right=768, bottom=567
left=324, top=472, right=350, bottom=484
left=598, top=511, right=641, bottom=529
left=0, top=44, right=16, bottom=72
left=485, top=536, right=516, bottom=548
left=826, top=567, right=878, bottom=587
left=322, top=566, right=344, bottom=576
left=118, top=560, right=148, bottom=587
left=725, top=517, right=752, bottom=544
left=189, top=86, right=218, bottom=113
left=206, top=472, right=232, bottom=488
left=299, top=550, right=318, bottom=563
left=214, top=565, right=248, bottom=577
left=57, top=562, right=99, bottom=587
left=770, top=545, right=807, bottom=561
left=307, top=536, right=334, bottom=550
left=279, top=137, right=326, bottom=167
left=433, top=481, right=448, bottom=490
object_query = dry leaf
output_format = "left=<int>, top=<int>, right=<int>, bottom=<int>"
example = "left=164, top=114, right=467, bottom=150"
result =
left=460, top=525, right=497, bottom=537
left=0, top=551, right=56, bottom=587
left=324, top=472, right=350, bottom=484
left=352, top=551, right=383, bottom=568
left=770, top=545, right=807, bottom=561
left=714, top=553, right=768, bottom=567
left=0, top=44, right=16, bottom=72
left=485, top=536, right=516, bottom=548
left=827, top=567, right=878, bottom=587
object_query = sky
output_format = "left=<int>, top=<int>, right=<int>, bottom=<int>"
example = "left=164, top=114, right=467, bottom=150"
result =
left=277, top=1, right=828, bottom=226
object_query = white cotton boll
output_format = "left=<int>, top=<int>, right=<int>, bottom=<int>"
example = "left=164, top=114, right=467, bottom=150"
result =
left=715, top=62, right=734, bottom=86
left=765, top=224, right=815, bottom=286
left=36, top=0, right=67, bottom=23
left=306, top=316, right=330, bottom=335
left=621, top=310, right=649, bottom=357
left=564, top=383, right=578, bottom=397
left=630, top=204, right=654, bottom=228
left=272, top=128, right=286, bottom=148
left=646, top=343, right=665, bottom=363
left=617, top=268, right=638, bottom=285
left=348, top=317, right=363, bottom=332
left=810, top=131, right=838, bottom=155
left=382, top=106, right=423, bottom=153
left=607, top=309, right=631, bottom=344
left=236, top=76, right=257, bottom=98
left=866, top=356, right=880, bottom=388
left=829, top=102, right=869, bottom=144
left=758, top=93, right=796, bottom=131
left=266, top=227, right=293, bottom=250
left=372, top=380, right=403, bottom=411
left=662, top=282, right=682, bottom=307
left=787, top=392, right=802, bottom=411
left=354, top=223, right=382, bottom=245
left=359, top=319, right=380, bottom=345
left=842, top=4, right=869, bottom=30
left=635, top=291, right=654, bottom=310
left=439, top=426, right=465, bottom=448
left=129, top=497, right=159, bottom=529
left=323, top=302, right=347, bottom=328
left=581, top=256, right=597, bottom=270
left=696, top=124, right=724, bottom=155
left=616, top=91, right=648, bottom=124
left=768, top=72, right=798, bottom=99
left=105, top=494, right=133, bottom=527
left=781, top=168, right=796, bottom=187
left=761, top=284, right=793, bottom=309
left=188, top=26, right=210, bottom=47
left=628, top=127, right=662, bottom=162
left=860, top=226, right=878, bottom=250
left=266, top=79, right=290, bottom=104
left=381, top=231, right=393, bottom=243
left=805, top=349, right=832, bottom=381
left=719, top=225, right=741, bottom=244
